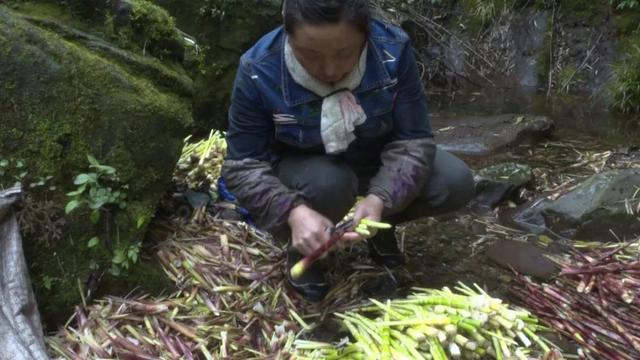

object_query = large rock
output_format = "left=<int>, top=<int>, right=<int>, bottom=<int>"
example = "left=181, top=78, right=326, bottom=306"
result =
left=16, top=0, right=276, bottom=133
left=106, top=0, right=187, bottom=62
left=433, top=114, right=555, bottom=157
left=606, top=146, right=640, bottom=169
left=513, top=169, right=640, bottom=241
left=472, top=163, right=534, bottom=210
left=152, top=0, right=282, bottom=132
left=0, top=7, right=192, bottom=326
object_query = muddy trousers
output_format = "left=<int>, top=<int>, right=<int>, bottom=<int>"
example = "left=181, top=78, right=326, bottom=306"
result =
left=275, top=148, right=476, bottom=229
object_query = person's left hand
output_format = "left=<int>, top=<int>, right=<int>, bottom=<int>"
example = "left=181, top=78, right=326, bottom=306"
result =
left=342, top=194, right=385, bottom=243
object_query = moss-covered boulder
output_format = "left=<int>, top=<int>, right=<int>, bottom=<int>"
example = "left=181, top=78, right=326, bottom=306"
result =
left=106, top=0, right=187, bottom=62
left=152, top=0, right=282, bottom=132
left=0, top=6, right=193, bottom=327
left=14, top=0, right=282, bottom=132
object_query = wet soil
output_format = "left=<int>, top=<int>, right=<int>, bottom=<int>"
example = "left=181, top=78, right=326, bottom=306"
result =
left=397, top=128, right=638, bottom=299
left=314, top=108, right=639, bottom=352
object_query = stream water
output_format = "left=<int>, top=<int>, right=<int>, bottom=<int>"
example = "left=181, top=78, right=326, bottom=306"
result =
left=430, top=86, right=640, bottom=146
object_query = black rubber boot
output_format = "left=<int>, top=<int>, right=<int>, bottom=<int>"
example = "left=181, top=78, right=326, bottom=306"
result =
left=367, top=229, right=405, bottom=269
left=287, top=247, right=329, bottom=302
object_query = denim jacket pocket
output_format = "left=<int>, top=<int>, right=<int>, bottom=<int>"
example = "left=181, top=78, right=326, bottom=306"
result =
left=273, top=114, right=322, bottom=148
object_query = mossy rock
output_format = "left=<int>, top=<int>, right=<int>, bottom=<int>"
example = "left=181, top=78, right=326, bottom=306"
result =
left=105, top=0, right=187, bottom=62
left=11, top=0, right=188, bottom=61
left=0, top=6, right=192, bottom=327
left=152, top=0, right=282, bottom=133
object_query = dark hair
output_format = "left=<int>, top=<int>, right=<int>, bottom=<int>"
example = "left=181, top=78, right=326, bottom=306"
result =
left=283, top=0, right=371, bottom=35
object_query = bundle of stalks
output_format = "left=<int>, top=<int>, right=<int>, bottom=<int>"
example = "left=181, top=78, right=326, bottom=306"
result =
left=513, top=238, right=640, bottom=360
left=46, top=217, right=386, bottom=359
left=295, top=283, right=557, bottom=360
left=173, top=130, right=227, bottom=194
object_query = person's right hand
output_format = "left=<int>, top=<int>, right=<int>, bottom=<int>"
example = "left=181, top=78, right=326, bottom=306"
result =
left=287, top=204, right=333, bottom=256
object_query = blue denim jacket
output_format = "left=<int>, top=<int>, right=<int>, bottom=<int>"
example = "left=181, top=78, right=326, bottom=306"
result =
left=226, top=19, right=433, bottom=168
left=221, top=20, right=436, bottom=230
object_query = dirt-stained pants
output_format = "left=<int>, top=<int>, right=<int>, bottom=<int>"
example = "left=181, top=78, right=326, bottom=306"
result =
left=275, top=148, right=476, bottom=226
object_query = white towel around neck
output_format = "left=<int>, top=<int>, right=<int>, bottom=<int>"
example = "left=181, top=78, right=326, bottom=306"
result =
left=284, top=39, right=368, bottom=154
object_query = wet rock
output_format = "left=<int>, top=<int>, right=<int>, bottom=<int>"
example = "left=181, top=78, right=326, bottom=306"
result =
left=0, top=7, right=191, bottom=326
left=433, top=114, right=555, bottom=157
left=606, top=146, right=640, bottom=169
left=513, top=169, right=640, bottom=241
left=486, top=240, right=558, bottom=280
left=23, top=16, right=192, bottom=96
left=472, top=163, right=533, bottom=210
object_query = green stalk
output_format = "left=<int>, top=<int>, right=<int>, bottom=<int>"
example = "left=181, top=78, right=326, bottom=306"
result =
left=427, top=337, right=447, bottom=360
left=492, top=335, right=503, bottom=360
left=516, top=331, right=532, bottom=348
left=454, top=334, right=478, bottom=351
left=391, top=343, right=414, bottom=360
left=391, top=329, right=427, bottom=360
left=407, top=327, right=427, bottom=343
left=497, top=330, right=511, bottom=358
left=523, top=327, right=550, bottom=353
left=379, top=316, right=452, bottom=327
left=350, top=313, right=384, bottom=345
left=371, top=299, right=406, bottom=320
left=343, top=320, right=377, bottom=357
left=381, top=301, right=391, bottom=360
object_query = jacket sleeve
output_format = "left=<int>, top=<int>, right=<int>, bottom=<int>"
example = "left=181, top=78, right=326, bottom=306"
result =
left=222, top=61, right=307, bottom=231
left=367, top=40, right=437, bottom=215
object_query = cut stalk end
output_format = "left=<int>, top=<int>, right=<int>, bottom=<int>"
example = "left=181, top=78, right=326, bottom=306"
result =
left=290, top=261, right=306, bottom=279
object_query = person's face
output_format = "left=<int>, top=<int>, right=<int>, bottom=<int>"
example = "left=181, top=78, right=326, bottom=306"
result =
left=289, top=22, right=366, bottom=84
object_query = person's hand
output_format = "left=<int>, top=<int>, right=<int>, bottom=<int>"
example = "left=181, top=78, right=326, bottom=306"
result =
left=342, top=194, right=385, bottom=242
left=288, top=204, right=333, bottom=256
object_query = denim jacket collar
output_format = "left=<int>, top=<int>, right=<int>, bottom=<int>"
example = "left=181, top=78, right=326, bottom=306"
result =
left=281, top=35, right=394, bottom=108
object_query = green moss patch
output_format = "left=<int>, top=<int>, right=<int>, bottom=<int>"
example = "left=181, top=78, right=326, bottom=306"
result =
left=611, top=36, right=640, bottom=114
left=0, top=6, right=190, bottom=327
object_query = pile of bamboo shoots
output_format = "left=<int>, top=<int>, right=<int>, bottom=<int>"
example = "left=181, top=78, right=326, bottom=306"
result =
left=295, top=284, right=559, bottom=360
left=514, top=239, right=640, bottom=360
left=173, top=130, right=227, bottom=195
left=46, top=219, right=297, bottom=359
left=46, top=215, right=391, bottom=359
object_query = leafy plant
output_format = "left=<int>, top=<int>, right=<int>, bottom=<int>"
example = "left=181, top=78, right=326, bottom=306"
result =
left=0, top=158, right=28, bottom=188
left=66, top=154, right=128, bottom=223
left=0, top=158, right=54, bottom=191
left=612, top=44, right=640, bottom=114
left=66, top=155, right=137, bottom=276
left=610, top=0, right=639, bottom=10
left=41, top=275, right=58, bottom=291
left=557, top=64, right=580, bottom=94
left=110, top=242, right=141, bottom=276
